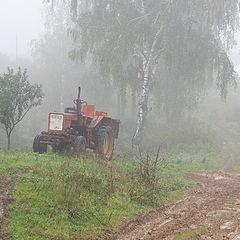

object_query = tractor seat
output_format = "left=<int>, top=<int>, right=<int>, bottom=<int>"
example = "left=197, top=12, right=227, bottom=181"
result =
left=64, top=107, right=77, bottom=114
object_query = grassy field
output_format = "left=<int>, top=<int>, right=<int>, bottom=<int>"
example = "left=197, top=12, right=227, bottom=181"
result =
left=163, top=143, right=226, bottom=172
left=0, top=144, right=225, bottom=240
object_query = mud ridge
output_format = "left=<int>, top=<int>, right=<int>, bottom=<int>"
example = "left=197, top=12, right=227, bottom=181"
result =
left=89, top=147, right=240, bottom=240
left=92, top=171, right=240, bottom=240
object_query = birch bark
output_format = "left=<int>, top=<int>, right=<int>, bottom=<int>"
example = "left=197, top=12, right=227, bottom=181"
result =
left=133, top=23, right=163, bottom=144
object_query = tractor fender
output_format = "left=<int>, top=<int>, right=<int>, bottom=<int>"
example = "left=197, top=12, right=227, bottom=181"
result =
left=89, top=116, right=119, bottom=139
left=89, top=116, right=104, bottom=128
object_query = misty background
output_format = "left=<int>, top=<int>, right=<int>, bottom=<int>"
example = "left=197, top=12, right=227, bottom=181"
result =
left=1, top=0, right=240, bottom=151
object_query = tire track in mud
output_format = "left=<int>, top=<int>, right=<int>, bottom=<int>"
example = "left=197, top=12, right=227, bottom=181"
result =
left=0, top=170, right=28, bottom=240
left=105, top=172, right=240, bottom=240
left=94, top=148, right=240, bottom=240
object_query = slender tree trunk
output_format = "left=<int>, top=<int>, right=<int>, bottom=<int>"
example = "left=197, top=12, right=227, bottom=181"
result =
left=133, top=0, right=148, bottom=145
left=132, top=0, right=163, bottom=145
left=131, top=90, right=137, bottom=118
left=117, top=90, right=121, bottom=119
left=133, top=62, right=150, bottom=144
left=117, top=89, right=121, bottom=119
left=7, top=134, right=11, bottom=150
left=120, top=86, right=127, bottom=118
left=133, top=36, right=162, bottom=144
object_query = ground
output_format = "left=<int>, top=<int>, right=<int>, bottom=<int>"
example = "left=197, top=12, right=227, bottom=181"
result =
left=0, top=172, right=18, bottom=240
left=1, top=151, right=240, bottom=240
left=102, top=171, right=240, bottom=240
left=92, top=148, right=240, bottom=240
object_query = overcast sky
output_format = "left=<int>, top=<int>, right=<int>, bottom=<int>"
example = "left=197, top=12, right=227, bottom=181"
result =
left=0, top=0, right=44, bottom=59
left=0, top=0, right=239, bottom=72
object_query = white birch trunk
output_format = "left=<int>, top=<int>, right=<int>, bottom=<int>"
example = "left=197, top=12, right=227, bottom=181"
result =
left=133, top=58, right=151, bottom=143
left=133, top=21, right=162, bottom=144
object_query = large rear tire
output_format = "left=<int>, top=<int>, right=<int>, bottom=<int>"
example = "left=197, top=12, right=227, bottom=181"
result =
left=33, top=134, right=47, bottom=154
left=74, top=136, right=86, bottom=158
left=96, top=125, right=114, bottom=160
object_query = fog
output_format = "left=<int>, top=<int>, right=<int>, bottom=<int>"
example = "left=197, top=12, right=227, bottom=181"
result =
left=0, top=0, right=43, bottom=59
left=3, top=2, right=240, bottom=239
left=1, top=1, right=240, bottom=152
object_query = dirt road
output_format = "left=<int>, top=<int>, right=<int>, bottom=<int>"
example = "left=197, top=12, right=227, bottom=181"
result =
left=102, top=148, right=240, bottom=240
left=104, top=171, right=240, bottom=240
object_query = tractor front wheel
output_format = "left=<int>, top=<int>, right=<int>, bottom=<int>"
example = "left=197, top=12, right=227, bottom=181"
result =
left=33, top=134, right=40, bottom=153
left=96, top=125, right=114, bottom=160
left=74, top=136, right=86, bottom=158
left=33, top=134, right=47, bottom=154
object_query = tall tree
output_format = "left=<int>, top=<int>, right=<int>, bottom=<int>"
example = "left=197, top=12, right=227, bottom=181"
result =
left=61, top=0, right=239, bottom=143
left=0, top=68, right=44, bottom=150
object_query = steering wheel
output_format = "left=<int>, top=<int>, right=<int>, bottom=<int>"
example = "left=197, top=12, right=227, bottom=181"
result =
left=73, top=99, right=88, bottom=105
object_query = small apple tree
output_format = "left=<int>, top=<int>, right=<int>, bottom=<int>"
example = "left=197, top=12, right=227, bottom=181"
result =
left=0, top=67, right=44, bottom=150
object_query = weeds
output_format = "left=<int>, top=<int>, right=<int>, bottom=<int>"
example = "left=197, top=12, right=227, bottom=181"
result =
left=128, top=146, right=170, bottom=205
left=136, top=146, right=168, bottom=186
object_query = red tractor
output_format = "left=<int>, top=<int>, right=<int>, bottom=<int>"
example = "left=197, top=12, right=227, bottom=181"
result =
left=33, top=87, right=120, bottom=160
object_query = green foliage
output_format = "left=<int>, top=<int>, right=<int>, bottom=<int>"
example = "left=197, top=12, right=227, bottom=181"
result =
left=0, top=67, right=44, bottom=149
left=67, top=0, right=239, bottom=125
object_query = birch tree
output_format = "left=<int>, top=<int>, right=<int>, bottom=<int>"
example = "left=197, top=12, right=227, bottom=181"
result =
left=59, top=0, right=239, bottom=143
left=65, top=0, right=167, bottom=143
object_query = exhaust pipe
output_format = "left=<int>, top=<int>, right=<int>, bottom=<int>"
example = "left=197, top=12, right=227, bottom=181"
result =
left=77, top=86, right=81, bottom=122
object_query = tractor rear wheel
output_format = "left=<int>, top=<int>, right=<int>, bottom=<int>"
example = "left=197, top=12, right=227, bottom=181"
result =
left=74, top=136, right=86, bottom=158
left=33, top=134, right=47, bottom=154
left=96, top=125, right=114, bottom=160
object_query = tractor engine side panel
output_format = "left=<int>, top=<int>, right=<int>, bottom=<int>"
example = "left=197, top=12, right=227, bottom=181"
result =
left=64, top=114, right=78, bottom=130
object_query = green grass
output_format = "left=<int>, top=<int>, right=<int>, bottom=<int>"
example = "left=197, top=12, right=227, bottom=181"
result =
left=0, top=143, right=225, bottom=240
left=173, top=225, right=207, bottom=240
left=163, top=143, right=225, bottom=172
left=2, top=152, right=186, bottom=240
left=0, top=151, right=38, bottom=174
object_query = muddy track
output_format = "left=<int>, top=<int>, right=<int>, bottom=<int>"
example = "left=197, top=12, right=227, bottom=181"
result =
left=92, top=148, right=240, bottom=240
left=91, top=171, right=240, bottom=240
left=0, top=170, right=28, bottom=240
